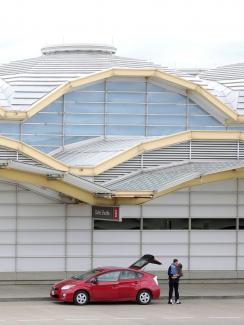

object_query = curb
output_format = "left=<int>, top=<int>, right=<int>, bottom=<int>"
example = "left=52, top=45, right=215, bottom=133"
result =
left=0, top=296, right=243, bottom=302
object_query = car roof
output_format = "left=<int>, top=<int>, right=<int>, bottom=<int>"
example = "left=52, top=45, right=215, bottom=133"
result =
left=95, top=266, right=147, bottom=273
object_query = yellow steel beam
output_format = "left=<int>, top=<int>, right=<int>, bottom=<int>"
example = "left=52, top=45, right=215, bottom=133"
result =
left=0, top=68, right=241, bottom=123
left=0, top=167, right=113, bottom=206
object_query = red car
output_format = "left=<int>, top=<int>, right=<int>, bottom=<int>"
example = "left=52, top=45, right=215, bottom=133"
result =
left=50, top=255, right=161, bottom=305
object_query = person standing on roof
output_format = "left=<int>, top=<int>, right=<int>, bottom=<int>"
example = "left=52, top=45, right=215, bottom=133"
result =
left=168, top=258, right=183, bottom=304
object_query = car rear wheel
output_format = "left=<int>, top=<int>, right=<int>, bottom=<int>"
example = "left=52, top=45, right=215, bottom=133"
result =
left=136, top=290, right=152, bottom=305
left=73, top=290, right=89, bottom=305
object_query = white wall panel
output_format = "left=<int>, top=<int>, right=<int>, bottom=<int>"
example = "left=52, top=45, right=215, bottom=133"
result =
left=66, top=245, right=91, bottom=257
left=142, top=244, right=188, bottom=256
left=120, top=206, right=141, bottom=217
left=238, top=231, right=244, bottom=242
left=0, top=192, right=16, bottom=204
left=93, top=257, right=137, bottom=268
left=18, top=205, right=65, bottom=217
left=0, top=205, right=16, bottom=217
left=191, top=180, right=236, bottom=191
left=191, top=244, right=236, bottom=256
left=0, top=232, right=15, bottom=244
left=191, top=231, right=236, bottom=243
left=66, top=257, right=91, bottom=271
left=18, top=217, right=65, bottom=230
left=238, top=206, right=244, bottom=217
left=18, top=191, right=58, bottom=204
left=0, top=258, right=15, bottom=272
left=190, top=205, right=236, bottom=218
left=237, top=244, right=244, bottom=255
left=17, top=258, right=65, bottom=271
left=0, top=217, right=15, bottom=230
left=190, top=257, right=235, bottom=270
left=237, top=179, right=244, bottom=191
left=17, top=245, right=65, bottom=257
left=142, top=205, right=188, bottom=217
left=66, top=231, right=91, bottom=244
left=17, top=231, right=65, bottom=244
left=146, top=192, right=189, bottom=205
left=190, top=192, right=236, bottom=205
left=237, top=257, right=244, bottom=270
left=67, top=217, right=91, bottom=230
left=0, top=182, right=16, bottom=191
left=93, top=244, right=140, bottom=256
left=93, top=231, right=140, bottom=243
left=67, top=205, right=91, bottom=217
left=142, top=231, right=188, bottom=243
left=0, top=245, right=15, bottom=257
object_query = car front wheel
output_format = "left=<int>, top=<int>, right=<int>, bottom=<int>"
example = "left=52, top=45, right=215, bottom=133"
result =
left=73, top=290, right=89, bottom=305
left=136, top=290, right=152, bottom=305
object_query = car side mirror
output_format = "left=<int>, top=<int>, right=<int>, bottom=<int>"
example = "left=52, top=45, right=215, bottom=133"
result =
left=90, top=277, right=97, bottom=284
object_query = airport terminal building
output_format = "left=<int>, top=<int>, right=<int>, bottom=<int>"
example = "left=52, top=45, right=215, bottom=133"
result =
left=0, top=43, right=244, bottom=280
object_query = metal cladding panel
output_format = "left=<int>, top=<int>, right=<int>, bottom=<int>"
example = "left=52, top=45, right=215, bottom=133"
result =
left=53, top=136, right=151, bottom=167
left=190, top=257, right=236, bottom=271
left=96, top=140, right=243, bottom=184
left=108, top=161, right=244, bottom=191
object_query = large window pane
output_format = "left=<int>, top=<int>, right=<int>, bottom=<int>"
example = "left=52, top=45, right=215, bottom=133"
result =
left=64, top=136, right=94, bottom=145
left=0, top=122, right=20, bottom=134
left=107, top=92, right=145, bottom=103
left=147, top=126, right=185, bottom=136
left=23, top=124, right=62, bottom=135
left=148, top=115, right=186, bottom=126
left=148, top=104, right=186, bottom=115
left=143, top=218, right=189, bottom=230
left=27, top=113, right=62, bottom=123
left=189, top=116, right=222, bottom=127
left=191, top=218, right=236, bottom=230
left=94, top=218, right=140, bottom=230
left=106, top=125, right=145, bottom=136
left=147, top=83, right=168, bottom=92
left=189, top=105, right=210, bottom=116
left=64, top=125, right=103, bottom=136
left=148, top=92, right=186, bottom=104
left=107, top=114, right=145, bottom=125
left=107, top=103, right=145, bottom=114
left=79, top=82, right=105, bottom=91
left=22, top=135, right=62, bottom=146
left=107, top=81, right=146, bottom=92
left=65, top=103, right=104, bottom=113
left=64, top=114, right=104, bottom=124
left=65, top=91, right=104, bottom=103
left=43, top=102, right=63, bottom=113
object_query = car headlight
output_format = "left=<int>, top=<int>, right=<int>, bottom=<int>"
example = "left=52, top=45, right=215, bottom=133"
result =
left=61, top=284, right=76, bottom=290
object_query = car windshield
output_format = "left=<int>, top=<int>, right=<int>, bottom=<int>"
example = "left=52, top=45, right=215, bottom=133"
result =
left=71, top=269, right=99, bottom=280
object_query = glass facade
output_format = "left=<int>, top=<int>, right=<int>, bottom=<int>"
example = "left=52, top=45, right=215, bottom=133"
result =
left=0, top=77, right=241, bottom=152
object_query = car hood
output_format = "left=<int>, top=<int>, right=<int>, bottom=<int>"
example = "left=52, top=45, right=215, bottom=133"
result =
left=53, top=278, right=78, bottom=289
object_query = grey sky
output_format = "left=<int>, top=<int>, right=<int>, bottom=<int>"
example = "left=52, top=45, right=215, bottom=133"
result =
left=0, top=0, right=244, bottom=68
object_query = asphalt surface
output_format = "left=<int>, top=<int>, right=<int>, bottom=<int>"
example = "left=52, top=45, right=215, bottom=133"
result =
left=0, top=300, right=243, bottom=324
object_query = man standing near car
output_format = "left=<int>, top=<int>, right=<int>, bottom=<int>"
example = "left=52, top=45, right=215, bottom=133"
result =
left=168, top=258, right=182, bottom=304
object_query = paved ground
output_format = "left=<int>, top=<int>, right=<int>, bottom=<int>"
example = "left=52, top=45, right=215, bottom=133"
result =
left=0, top=300, right=243, bottom=324
left=0, top=283, right=243, bottom=301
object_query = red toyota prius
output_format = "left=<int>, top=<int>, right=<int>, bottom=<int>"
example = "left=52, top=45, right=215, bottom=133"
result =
left=50, top=255, right=161, bottom=305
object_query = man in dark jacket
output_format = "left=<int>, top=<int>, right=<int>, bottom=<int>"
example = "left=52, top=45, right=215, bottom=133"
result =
left=168, top=258, right=182, bottom=304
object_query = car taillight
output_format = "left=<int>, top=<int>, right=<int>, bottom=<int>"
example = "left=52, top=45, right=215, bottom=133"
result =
left=153, top=276, right=158, bottom=286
